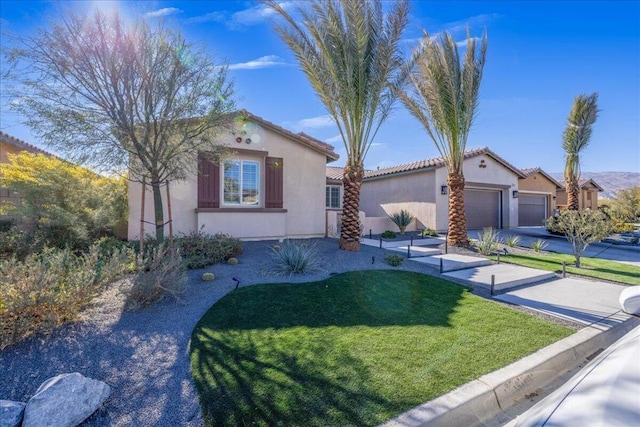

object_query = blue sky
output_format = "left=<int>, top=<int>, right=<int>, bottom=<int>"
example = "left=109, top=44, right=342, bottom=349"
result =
left=1, top=1, right=638, bottom=173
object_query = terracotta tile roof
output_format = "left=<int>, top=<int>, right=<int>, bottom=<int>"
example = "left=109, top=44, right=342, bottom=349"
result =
left=326, top=166, right=344, bottom=181
left=237, top=110, right=339, bottom=162
left=363, top=147, right=526, bottom=180
left=558, top=177, right=604, bottom=192
left=0, top=131, right=52, bottom=156
left=520, top=167, right=563, bottom=188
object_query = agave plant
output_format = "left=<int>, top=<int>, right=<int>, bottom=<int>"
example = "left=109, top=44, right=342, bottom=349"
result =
left=389, top=210, right=415, bottom=235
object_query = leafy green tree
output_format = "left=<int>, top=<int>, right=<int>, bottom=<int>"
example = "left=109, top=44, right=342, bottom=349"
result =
left=545, top=210, right=612, bottom=268
left=0, top=152, right=127, bottom=250
left=562, top=93, right=599, bottom=210
left=396, top=31, right=487, bottom=246
left=610, top=186, right=640, bottom=222
left=266, top=0, right=409, bottom=251
left=4, top=8, right=235, bottom=243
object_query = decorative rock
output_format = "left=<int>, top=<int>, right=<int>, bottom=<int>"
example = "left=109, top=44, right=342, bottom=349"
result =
left=22, top=373, right=110, bottom=427
left=227, top=257, right=238, bottom=265
left=201, top=272, right=215, bottom=281
left=0, top=400, right=26, bottom=427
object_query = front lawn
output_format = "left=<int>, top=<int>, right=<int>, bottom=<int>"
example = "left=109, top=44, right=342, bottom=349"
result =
left=490, top=253, right=640, bottom=286
left=190, top=270, right=572, bottom=426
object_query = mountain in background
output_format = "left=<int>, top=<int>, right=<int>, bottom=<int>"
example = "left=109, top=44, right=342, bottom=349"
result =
left=549, top=172, right=640, bottom=199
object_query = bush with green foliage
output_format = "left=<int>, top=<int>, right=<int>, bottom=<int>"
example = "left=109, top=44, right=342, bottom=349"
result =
left=227, top=257, right=238, bottom=265
left=381, top=230, right=397, bottom=239
left=125, top=244, right=187, bottom=310
left=504, top=235, right=521, bottom=247
left=601, top=186, right=640, bottom=224
left=0, top=243, right=133, bottom=350
left=0, top=152, right=128, bottom=253
left=202, top=272, right=215, bottom=281
left=269, top=240, right=320, bottom=275
left=545, top=209, right=613, bottom=267
left=421, top=228, right=438, bottom=237
left=384, top=254, right=404, bottom=266
left=173, top=229, right=243, bottom=269
left=474, top=228, right=501, bottom=255
left=388, top=210, right=415, bottom=235
left=531, top=239, right=548, bottom=252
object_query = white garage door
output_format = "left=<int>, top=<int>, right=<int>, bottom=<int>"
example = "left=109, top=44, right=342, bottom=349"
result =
left=519, top=195, right=547, bottom=226
left=464, top=189, right=501, bottom=230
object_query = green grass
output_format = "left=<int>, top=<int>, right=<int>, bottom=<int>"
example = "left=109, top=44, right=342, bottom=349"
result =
left=490, top=253, right=640, bottom=285
left=190, top=271, right=572, bottom=426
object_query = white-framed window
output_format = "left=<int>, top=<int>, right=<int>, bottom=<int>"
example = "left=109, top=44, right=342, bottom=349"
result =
left=223, top=160, right=260, bottom=205
left=326, top=185, right=341, bottom=209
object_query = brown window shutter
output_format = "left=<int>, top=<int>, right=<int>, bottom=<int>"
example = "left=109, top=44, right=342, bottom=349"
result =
left=197, top=153, right=220, bottom=208
left=265, top=157, right=283, bottom=208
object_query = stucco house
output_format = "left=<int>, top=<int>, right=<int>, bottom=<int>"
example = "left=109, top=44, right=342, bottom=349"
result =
left=518, top=167, right=563, bottom=226
left=326, top=147, right=525, bottom=234
left=0, top=132, right=52, bottom=220
left=556, top=178, right=603, bottom=210
left=128, top=111, right=339, bottom=241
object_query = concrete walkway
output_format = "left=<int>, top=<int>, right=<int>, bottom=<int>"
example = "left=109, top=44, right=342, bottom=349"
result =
left=360, top=237, right=638, bottom=426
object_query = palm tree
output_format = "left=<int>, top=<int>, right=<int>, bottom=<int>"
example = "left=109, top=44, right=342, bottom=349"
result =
left=396, top=31, right=487, bottom=246
left=562, top=93, right=599, bottom=210
left=265, top=0, right=408, bottom=251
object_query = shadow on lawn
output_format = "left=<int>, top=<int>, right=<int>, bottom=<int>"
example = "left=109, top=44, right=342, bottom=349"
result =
left=201, top=270, right=468, bottom=330
left=191, top=329, right=410, bottom=427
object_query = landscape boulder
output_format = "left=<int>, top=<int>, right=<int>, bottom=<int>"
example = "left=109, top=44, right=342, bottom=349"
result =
left=22, top=373, right=110, bottom=427
left=0, top=400, right=26, bottom=427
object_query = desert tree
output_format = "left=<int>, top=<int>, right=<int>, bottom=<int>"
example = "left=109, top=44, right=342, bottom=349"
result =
left=562, top=93, right=599, bottom=210
left=266, top=0, right=409, bottom=251
left=3, top=8, right=235, bottom=243
left=396, top=30, right=487, bottom=246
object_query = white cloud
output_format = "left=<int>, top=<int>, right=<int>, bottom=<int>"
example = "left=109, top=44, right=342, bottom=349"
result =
left=284, top=115, right=335, bottom=132
left=145, top=7, right=182, bottom=18
left=443, top=13, right=500, bottom=35
left=325, top=134, right=344, bottom=144
left=230, top=1, right=294, bottom=27
left=227, top=55, right=288, bottom=70
left=456, top=37, right=480, bottom=49
left=185, top=11, right=226, bottom=24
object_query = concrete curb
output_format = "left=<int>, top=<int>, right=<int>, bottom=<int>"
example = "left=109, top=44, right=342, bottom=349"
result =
left=382, top=314, right=640, bottom=427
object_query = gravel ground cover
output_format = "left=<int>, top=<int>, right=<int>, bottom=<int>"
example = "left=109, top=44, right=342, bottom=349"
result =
left=0, top=238, right=446, bottom=426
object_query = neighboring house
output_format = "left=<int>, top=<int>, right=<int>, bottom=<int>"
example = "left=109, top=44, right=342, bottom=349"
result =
left=556, top=178, right=603, bottom=210
left=518, top=167, right=563, bottom=226
left=0, top=132, right=52, bottom=220
left=328, top=147, right=524, bottom=234
left=128, top=111, right=339, bottom=241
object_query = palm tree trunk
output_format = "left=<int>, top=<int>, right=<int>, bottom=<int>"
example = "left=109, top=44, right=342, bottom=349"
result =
left=340, top=163, right=364, bottom=252
left=151, top=179, right=165, bottom=244
left=566, top=177, right=580, bottom=210
left=447, top=172, right=469, bottom=247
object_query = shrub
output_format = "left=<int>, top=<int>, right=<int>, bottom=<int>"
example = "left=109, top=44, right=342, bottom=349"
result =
left=381, top=230, right=397, bottom=239
left=421, top=228, right=438, bottom=237
left=0, top=243, right=131, bottom=350
left=269, top=240, right=321, bottom=275
left=174, top=229, right=243, bottom=269
left=202, top=272, right=215, bottom=281
left=388, top=210, right=415, bottom=235
left=545, top=210, right=613, bottom=267
left=531, top=239, right=548, bottom=252
left=474, top=228, right=501, bottom=255
left=125, top=244, right=187, bottom=310
left=227, top=257, right=238, bottom=265
left=0, top=219, right=13, bottom=233
left=384, top=254, right=404, bottom=266
left=504, top=235, right=521, bottom=247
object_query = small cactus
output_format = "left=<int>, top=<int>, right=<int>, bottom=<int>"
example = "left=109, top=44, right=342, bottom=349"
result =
left=227, top=257, right=238, bottom=265
left=273, top=245, right=281, bottom=251
left=201, top=272, right=215, bottom=281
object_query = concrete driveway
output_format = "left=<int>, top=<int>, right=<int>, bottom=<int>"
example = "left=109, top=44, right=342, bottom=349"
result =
left=469, top=227, right=640, bottom=267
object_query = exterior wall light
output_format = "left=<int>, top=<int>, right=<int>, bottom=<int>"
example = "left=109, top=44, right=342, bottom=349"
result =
left=441, top=185, right=448, bottom=195
left=512, top=190, right=519, bottom=199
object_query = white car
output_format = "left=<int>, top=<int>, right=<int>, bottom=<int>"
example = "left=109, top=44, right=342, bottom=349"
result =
left=514, top=324, right=640, bottom=426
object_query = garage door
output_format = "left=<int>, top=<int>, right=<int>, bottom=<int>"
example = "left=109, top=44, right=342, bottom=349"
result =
left=519, top=195, right=547, bottom=226
left=464, top=189, right=501, bottom=230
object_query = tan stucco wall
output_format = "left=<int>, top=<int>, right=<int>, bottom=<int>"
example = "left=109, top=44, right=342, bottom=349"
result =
left=518, top=172, right=558, bottom=213
left=361, top=170, right=437, bottom=230
left=556, top=186, right=599, bottom=210
left=435, top=154, right=520, bottom=230
left=128, top=121, right=329, bottom=240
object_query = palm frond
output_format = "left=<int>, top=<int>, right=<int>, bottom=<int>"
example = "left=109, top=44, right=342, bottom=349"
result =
left=562, top=93, right=599, bottom=182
